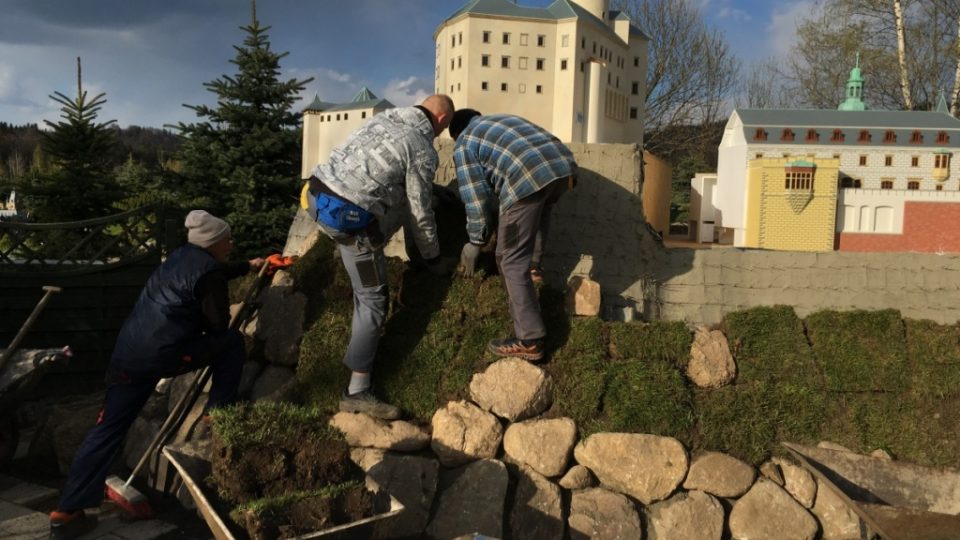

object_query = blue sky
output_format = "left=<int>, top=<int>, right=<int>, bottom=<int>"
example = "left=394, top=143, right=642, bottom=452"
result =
left=0, top=0, right=810, bottom=129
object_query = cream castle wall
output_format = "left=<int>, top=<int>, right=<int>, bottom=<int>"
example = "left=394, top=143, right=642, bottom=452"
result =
left=301, top=106, right=378, bottom=178
left=435, top=1, right=646, bottom=144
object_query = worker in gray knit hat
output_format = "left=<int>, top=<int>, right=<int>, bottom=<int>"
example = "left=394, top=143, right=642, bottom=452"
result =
left=51, top=210, right=264, bottom=539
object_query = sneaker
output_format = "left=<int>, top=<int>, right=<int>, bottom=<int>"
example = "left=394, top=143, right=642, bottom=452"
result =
left=50, top=510, right=97, bottom=540
left=488, top=337, right=545, bottom=362
left=529, top=266, right=544, bottom=283
left=339, top=390, right=401, bottom=420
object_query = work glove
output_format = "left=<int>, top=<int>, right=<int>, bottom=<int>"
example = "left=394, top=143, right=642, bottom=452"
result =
left=459, top=243, right=482, bottom=276
left=425, top=255, right=457, bottom=276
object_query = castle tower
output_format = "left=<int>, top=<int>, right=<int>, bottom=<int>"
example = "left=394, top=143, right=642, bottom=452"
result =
left=838, top=53, right=867, bottom=111
left=570, top=0, right=609, bottom=21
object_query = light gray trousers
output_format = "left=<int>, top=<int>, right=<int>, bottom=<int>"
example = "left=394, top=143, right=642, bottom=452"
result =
left=495, top=178, right=567, bottom=340
left=318, top=222, right=388, bottom=373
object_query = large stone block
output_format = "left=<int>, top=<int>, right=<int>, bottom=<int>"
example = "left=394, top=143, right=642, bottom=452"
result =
left=425, top=459, right=508, bottom=540
left=469, top=359, right=552, bottom=422
left=430, top=401, right=503, bottom=467
left=574, top=432, right=688, bottom=505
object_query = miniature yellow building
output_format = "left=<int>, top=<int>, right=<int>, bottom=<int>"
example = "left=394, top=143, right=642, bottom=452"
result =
left=742, top=158, right=840, bottom=251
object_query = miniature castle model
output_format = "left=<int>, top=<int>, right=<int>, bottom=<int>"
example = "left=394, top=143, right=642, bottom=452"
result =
left=692, top=56, right=960, bottom=253
left=300, top=88, right=394, bottom=178
left=434, top=0, right=647, bottom=144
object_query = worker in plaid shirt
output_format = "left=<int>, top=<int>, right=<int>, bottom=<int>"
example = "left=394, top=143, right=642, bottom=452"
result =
left=450, top=110, right=577, bottom=361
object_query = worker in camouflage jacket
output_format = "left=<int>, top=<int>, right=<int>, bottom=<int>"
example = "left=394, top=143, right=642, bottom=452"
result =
left=302, top=94, right=455, bottom=420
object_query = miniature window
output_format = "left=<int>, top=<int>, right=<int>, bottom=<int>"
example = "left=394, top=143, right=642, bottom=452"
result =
left=503, top=32, right=510, bottom=44
left=452, top=35, right=456, bottom=47
left=458, top=57, right=462, bottom=68
left=884, top=130, right=897, bottom=143
left=831, top=129, right=844, bottom=142
left=336, top=114, right=341, bottom=121
left=502, top=56, right=510, bottom=68
left=344, top=113, right=348, bottom=120
left=537, top=35, right=545, bottom=47
left=937, top=131, right=950, bottom=144
left=881, top=180, right=893, bottom=189
left=483, top=31, right=491, bottom=43
left=755, top=153, right=764, bottom=159
left=785, top=171, right=813, bottom=190
left=911, top=156, right=919, bottom=167
left=536, top=58, right=544, bottom=70
left=519, top=83, right=526, bottom=94
left=580, top=62, right=584, bottom=72
left=536, top=85, right=543, bottom=94
left=754, top=128, right=768, bottom=141
left=885, top=155, right=893, bottom=166
left=910, top=131, right=923, bottom=143
left=519, top=57, right=528, bottom=69
left=854, top=179, right=862, bottom=188
left=501, top=82, right=508, bottom=92
left=935, top=154, right=951, bottom=168
left=362, top=112, right=367, bottom=119
left=805, top=129, right=819, bottom=142
left=482, top=55, right=490, bottom=67
left=630, top=107, right=638, bottom=119
left=561, top=59, right=568, bottom=70
left=319, top=116, right=324, bottom=123
left=841, top=178, right=853, bottom=188
left=858, top=130, right=871, bottom=142
left=458, top=32, right=463, bottom=45
left=781, top=128, right=795, bottom=142
left=908, top=180, right=920, bottom=190
left=582, top=37, right=586, bottom=49
left=562, top=34, right=569, bottom=47
left=481, top=81, right=488, bottom=91
left=937, top=184, right=944, bottom=191
left=451, top=59, right=455, bottom=71
left=520, top=33, right=529, bottom=46
left=456, top=83, right=460, bottom=91
left=634, top=56, right=640, bottom=67
left=632, top=82, right=639, bottom=96
left=859, top=155, right=867, bottom=166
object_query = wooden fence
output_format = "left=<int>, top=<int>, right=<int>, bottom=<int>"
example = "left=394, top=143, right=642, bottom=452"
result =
left=0, top=205, right=178, bottom=395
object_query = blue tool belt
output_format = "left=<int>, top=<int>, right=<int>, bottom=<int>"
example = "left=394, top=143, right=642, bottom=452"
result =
left=315, top=192, right=374, bottom=232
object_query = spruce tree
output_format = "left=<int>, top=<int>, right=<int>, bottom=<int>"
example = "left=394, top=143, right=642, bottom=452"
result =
left=173, top=1, right=311, bottom=256
left=22, top=57, right=120, bottom=222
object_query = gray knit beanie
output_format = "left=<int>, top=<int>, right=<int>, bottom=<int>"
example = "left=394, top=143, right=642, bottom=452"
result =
left=185, top=210, right=231, bottom=248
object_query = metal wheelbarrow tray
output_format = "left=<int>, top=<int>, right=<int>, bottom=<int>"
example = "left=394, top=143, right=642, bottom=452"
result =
left=783, top=442, right=960, bottom=540
left=162, top=445, right=404, bottom=540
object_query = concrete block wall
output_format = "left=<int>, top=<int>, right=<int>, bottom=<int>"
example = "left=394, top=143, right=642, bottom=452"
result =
left=433, top=140, right=960, bottom=325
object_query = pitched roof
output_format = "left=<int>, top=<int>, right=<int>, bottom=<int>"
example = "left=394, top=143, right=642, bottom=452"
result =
left=439, top=0, right=649, bottom=44
left=734, top=108, right=960, bottom=149
left=303, top=87, right=394, bottom=114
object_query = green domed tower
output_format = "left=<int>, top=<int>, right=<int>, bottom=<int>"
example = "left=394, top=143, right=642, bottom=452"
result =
left=838, top=53, right=868, bottom=111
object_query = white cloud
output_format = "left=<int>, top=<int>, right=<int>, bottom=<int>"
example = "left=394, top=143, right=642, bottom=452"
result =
left=382, top=76, right=430, bottom=107
left=323, top=69, right=352, bottom=84
left=717, top=6, right=752, bottom=22
left=766, top=1, right=820, bottom=59
left=0, top=63, right=13, bottom=99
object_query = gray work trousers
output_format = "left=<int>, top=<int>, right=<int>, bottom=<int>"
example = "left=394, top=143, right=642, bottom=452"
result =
left=318, top=222, right=388, bottom=374
left=496, top=178, right=568, bottom=340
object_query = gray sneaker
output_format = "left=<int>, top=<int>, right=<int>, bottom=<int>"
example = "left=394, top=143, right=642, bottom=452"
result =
left=339, top=390, right=400, bottom=420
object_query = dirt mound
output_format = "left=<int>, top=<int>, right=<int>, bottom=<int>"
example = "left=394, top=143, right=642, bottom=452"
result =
left=209, top=402, right=374, bottom=539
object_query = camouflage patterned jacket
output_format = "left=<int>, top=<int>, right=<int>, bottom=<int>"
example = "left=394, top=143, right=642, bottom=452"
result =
left=309, top=106, right=440, bottom=260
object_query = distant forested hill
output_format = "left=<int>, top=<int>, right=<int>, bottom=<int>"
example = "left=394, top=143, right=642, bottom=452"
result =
left=0, top=122, right=180, bottom=179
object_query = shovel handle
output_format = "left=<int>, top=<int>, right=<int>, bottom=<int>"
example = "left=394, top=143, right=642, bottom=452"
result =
left=0, top=286, right=62, bottom=373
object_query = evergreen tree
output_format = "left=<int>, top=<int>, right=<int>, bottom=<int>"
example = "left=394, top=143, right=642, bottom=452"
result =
left=20, top=58, right=120, bottom=222
left=173, top=1, right=312, bottom=256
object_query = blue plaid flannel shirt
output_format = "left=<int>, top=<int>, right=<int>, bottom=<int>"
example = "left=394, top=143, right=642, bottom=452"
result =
left=453, top=114, right=577, bottom=244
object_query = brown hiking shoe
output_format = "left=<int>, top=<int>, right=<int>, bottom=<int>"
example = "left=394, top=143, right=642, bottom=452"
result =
left=488, top=337, right=544, bottom=362
left=50, top=510, right=97, bottom=540
left=529, top=266, right=544, bottom=284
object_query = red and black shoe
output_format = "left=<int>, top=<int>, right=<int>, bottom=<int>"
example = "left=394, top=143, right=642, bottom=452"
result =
left=488, top=337, right=545, bottom=362
left=50, top=510, right=97, bottom=540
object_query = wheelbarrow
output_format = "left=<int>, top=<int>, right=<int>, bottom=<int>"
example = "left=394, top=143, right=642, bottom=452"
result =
left=783, top=442, right=960, bottom=540
left=0, top=285, right=68, bottom=468
left=0, top=347, right=73, bottom=467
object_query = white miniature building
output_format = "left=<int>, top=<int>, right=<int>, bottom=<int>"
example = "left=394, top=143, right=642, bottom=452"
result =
left=300, top=88, right=394, bottom=178
left=434, top=0, right=647, bottom=143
